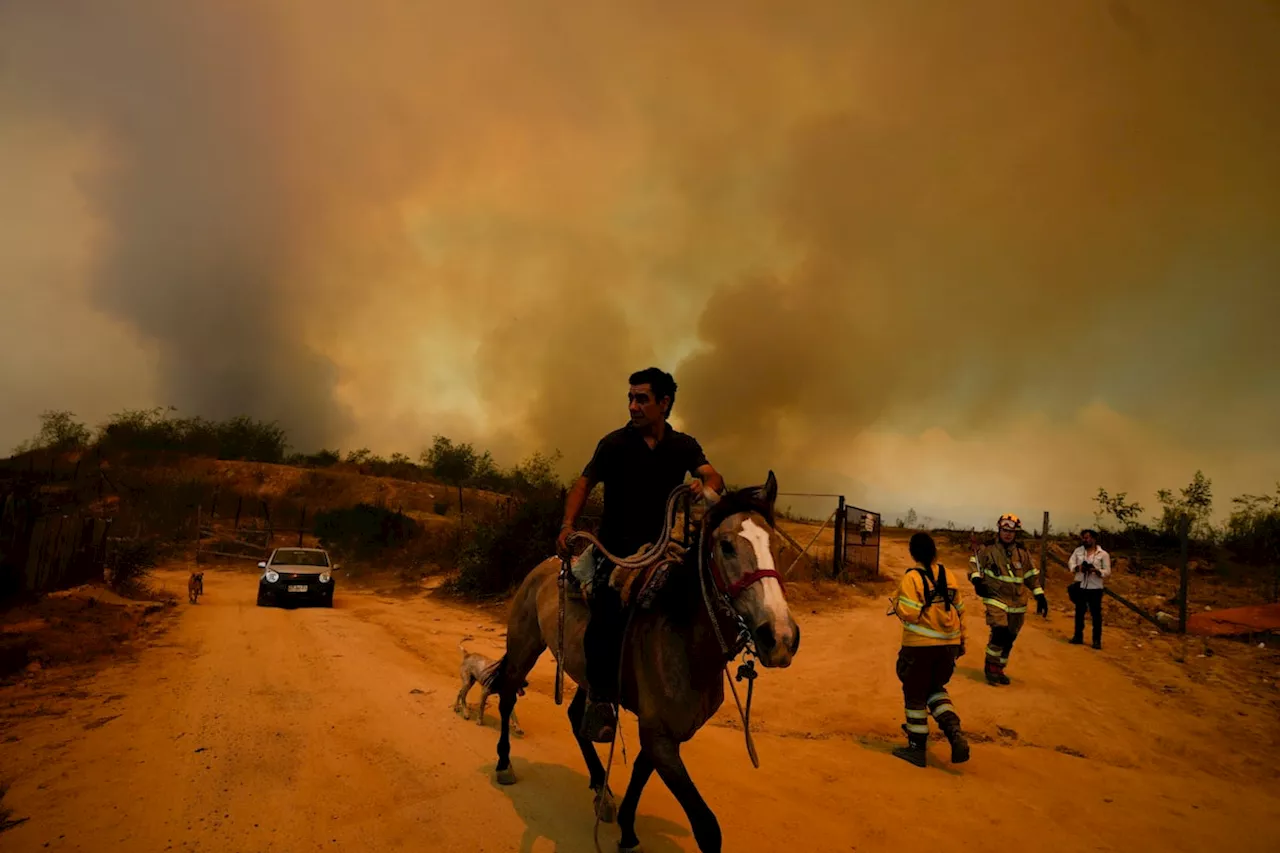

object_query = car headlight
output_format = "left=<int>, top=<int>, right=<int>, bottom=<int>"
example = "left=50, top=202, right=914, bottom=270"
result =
left=265, top=570, right=279, bottom=583
left=319, top=572, right=331, bottom=583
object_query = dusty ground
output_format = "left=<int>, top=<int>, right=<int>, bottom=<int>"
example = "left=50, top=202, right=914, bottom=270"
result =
left=1, top=544, right=1279, bottom=852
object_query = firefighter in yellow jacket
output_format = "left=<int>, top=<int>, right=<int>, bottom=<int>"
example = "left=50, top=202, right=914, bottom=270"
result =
left=969, top=513, right=1048, bottom=685
left=888, top=532, right=970, bottom=767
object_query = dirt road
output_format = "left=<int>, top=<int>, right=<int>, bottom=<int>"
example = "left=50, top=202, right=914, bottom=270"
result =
left=2, top=564, right=1279, bottom=852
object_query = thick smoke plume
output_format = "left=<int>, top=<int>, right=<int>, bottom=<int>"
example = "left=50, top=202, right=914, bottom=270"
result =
left=1, top=1, right=1277, bottom=525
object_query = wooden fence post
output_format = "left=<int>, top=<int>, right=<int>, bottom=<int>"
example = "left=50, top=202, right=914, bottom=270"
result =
left=196, top=504, right=202, bottom=565
left=1040, top=511, right=1050, bottom=580
left=298, top=505, right=307, bottom=547
left=233, top=496, right=243, bottom=530
left=834, top=495, right=846, bottom=578
left=1178, top=516, right=1190, bottom=634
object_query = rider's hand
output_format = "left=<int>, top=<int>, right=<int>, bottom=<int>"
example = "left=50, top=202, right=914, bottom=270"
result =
left=688, top=479, right=704, bottom=500
left=556, top=525, right=574, bottom=560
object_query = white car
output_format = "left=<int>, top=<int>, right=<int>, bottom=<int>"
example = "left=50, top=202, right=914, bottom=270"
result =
left=256, top=547, right=336, bottom=608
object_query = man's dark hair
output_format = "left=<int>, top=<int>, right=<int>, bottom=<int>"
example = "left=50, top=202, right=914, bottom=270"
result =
left=629, top=367, right=677, bottom=418
left=908, top=532, right=937, bottom=567
left=1081, top=528, right=1098, bottom=539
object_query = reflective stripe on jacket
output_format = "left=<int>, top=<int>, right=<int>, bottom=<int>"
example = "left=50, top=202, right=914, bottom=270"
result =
left=892, top=564, right=966, bottom=647
left=969, top=542, right=1040, bottom=623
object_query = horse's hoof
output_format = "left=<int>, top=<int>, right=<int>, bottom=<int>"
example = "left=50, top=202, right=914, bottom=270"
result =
left=496, top=767, right=517, bottom=786
left=594, top=791, right=617, bottom=824
left=618, top=844, right=643, bottom=853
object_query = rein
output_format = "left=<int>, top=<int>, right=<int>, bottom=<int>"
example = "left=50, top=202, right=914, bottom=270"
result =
left=566, top=485, right=691, bottom=571
left=695, top=511, right=763, bottom=769
left=579, top=484, right=777, bottom=851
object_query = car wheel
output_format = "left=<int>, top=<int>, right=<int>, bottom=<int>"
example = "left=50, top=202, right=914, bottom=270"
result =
left=256, top=587, right=270, bottom=607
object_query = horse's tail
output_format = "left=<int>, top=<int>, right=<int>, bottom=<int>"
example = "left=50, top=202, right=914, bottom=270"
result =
left=482, top=653, right=509, bottom=693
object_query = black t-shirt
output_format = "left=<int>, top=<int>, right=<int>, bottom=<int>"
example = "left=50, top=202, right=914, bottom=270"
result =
left=581, top=422, right=709, bottom=559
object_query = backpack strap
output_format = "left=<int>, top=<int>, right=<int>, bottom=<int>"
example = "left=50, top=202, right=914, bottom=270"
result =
left=909, top=564, right=954, bottom=612
left=936, top=564, right=953, bottom=612
left=908, top=566, right=936, bottom=608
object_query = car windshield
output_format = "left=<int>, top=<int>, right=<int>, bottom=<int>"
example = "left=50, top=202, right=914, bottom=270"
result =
left=271, top=549, right=329, bottom=567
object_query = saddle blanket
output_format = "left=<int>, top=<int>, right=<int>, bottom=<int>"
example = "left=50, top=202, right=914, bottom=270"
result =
left=567, top=542, right=678, bottom=608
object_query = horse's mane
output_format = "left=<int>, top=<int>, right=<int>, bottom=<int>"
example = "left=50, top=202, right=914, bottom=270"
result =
left=702, top=483, right=776, bottom=531
left=656, top=481, right=777, bottom=622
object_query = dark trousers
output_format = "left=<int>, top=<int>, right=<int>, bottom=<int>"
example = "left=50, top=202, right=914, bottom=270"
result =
left=896, top=646, right=961, bottom=739
left=1073, top=588, right=1103, bottom=643
left=584, top=560, right=624, bottom=702
left=984, top=612, right=1024, bottom=674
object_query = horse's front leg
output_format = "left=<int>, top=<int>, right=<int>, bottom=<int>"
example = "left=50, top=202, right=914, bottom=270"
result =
left=617, top=748, right=654, bottom=852
left=646, top=731, right=721, bottom=852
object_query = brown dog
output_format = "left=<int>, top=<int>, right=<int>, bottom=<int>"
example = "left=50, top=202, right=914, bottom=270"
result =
left=455, top=636, right=524, bottom=734
left=188, top=571, right=204, bottom=604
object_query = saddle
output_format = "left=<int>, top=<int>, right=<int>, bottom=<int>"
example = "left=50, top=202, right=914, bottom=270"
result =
left=565, top=541, right=687, bottom=609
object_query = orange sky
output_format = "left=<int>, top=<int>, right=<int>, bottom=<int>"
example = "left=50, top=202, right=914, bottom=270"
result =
left=1, top=1, right=1277, bottom=528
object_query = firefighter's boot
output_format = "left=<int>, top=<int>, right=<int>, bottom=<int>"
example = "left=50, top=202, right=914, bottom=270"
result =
left=940, top=718, right=970, bottom=764
left=892, top=725, right=928, bottom=768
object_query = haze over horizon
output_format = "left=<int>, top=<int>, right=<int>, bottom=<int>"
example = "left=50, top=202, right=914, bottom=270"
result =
left=2, top=1, right=1277, bottom=530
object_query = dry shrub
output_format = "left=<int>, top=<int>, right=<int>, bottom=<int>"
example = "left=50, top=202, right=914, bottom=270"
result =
left=105, top=537, right=160, bottom=593
left=313, top=503, right=423, bottom=561
left=446, top=491, right=561, bottom=598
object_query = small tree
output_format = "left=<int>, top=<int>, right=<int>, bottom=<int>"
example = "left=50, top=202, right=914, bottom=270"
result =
left=1157, top=470, right=1214, bottom=540
left=309, top=449, right=342, bottom=467
left=420, top=435, right=493, bottom=523
left=1094, top=487, right=1146, bottom=531
left=345, top=448, right=374, bottom=465
left=1224, top=484, right=1280, bottom=568
left=904, top=508, right=918, bottom=529
left=12, top=410, right=91, bottom=454
left=507, top=449, right=563, bottom=499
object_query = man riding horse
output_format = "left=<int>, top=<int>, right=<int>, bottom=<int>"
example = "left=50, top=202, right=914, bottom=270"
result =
left=556, top=366, right=725, bottom=743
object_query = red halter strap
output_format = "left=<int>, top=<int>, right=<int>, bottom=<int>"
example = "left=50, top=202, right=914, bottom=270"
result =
left=706, top=538, right=786, bottom=599
left=724, top=567, right=785, bottom=599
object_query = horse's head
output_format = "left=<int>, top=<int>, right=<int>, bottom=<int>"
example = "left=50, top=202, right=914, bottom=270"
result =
left=703, top=471, right=800, bottom=668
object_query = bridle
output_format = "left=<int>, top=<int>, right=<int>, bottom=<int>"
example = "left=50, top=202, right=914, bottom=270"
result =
left=694, top=502, right=784, bottom=771
left=572, top=481, right=781, bottom=833
left=705, top=527, right=787, bottom=601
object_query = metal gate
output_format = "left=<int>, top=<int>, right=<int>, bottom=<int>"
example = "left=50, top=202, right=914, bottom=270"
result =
left=840, top=504, right=881, bottom=578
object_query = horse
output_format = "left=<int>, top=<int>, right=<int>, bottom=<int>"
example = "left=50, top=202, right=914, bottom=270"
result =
left=486, top=472, right=801, bottom=853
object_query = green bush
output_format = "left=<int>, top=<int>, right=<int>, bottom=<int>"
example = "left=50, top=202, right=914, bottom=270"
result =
left=447, top=490, right=561, bottom=597
left=94, top=407, right=287, bottom=463
left=286, top=449, right=342, bottom=467
left=313, top=503, right=422, bottom=558
left=106, top=538, right=160, bottom=592
left=10, top=410, right=92, bottom=455
left=1224, top=486, right=1280, bottom=567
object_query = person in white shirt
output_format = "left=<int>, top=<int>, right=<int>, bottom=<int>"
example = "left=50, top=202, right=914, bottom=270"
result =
left=1067, top=529, right=1111, bottom=649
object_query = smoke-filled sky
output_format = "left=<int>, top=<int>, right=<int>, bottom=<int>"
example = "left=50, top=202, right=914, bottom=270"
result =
left=1, top=0, right=1277, bottom=528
